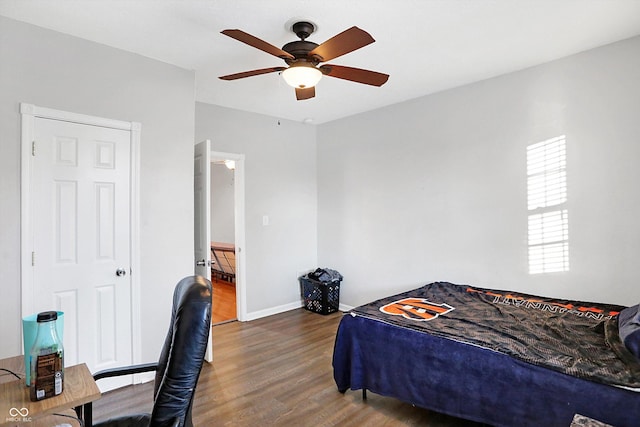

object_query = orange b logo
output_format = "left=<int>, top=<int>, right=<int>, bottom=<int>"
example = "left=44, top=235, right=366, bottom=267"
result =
left=380, top=298, right=454, bottom=321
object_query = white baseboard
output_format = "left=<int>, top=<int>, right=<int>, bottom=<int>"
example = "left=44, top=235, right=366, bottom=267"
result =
left=339, top=303, right=354, bottom=312
left=243, top=301, right=354, bottom=322
left=133, top=371, right=155, bottom=384
left=245, top=300, right=304, bottom=321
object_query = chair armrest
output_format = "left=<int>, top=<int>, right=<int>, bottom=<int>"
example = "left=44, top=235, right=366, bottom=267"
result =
left=81, top=362, right=158, bottom=427
left=93, top=362, right=158, bottom=381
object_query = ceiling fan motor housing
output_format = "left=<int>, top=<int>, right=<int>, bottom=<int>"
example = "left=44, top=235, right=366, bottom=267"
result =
left=282, top=40, right=320, bottom=65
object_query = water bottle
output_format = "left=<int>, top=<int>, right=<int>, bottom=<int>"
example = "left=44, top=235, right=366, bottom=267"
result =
left=29, top=311, right=64, bottom=401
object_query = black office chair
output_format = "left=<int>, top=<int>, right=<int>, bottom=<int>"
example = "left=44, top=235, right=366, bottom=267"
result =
left=82, top=275, right=212, bottom=427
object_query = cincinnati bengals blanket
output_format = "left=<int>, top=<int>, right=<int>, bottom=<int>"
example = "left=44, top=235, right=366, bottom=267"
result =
left=351, top=281, right=640, bottom=389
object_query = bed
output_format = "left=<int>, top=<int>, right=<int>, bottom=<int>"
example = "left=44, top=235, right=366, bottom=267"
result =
left=332, top=281, right=640, bottom=426
left=210, top=241, right=236, bottom=282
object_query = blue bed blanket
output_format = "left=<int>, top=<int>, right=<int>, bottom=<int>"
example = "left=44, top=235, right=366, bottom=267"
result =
left=333, top=282, right=640, bottom=426
left=350, top=281, right=640, bottom=388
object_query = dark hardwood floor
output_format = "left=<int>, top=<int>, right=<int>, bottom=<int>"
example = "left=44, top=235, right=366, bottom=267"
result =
left=92, top=308, right=483, bottom=426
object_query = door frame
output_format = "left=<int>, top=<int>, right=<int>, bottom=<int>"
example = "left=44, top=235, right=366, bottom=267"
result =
left=210, top=150, right=247, bottom=321
left=20, top=103, right=142, bottom=365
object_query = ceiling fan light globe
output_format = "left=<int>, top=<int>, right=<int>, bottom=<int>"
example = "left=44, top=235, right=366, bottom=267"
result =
left=282, top=66, right=322, bottom=89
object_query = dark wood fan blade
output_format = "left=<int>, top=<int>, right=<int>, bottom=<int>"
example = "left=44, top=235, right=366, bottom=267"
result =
left=221, top=29, right=294, bottom=60
left=308, top=27, right=375, bottom=62
left=295, top=87, right=315, bottom=100
left=319, top=64, right=389, bottom=86
left=219, top=67, right=286, bottom=80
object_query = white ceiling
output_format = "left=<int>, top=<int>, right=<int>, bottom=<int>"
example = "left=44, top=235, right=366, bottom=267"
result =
left=2, top=0, right=640, bottom=124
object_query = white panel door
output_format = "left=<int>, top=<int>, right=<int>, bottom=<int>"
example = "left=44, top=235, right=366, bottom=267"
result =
left=194, top=139, right=213, bottom=362
left=31, top=117, right=132, bottom=391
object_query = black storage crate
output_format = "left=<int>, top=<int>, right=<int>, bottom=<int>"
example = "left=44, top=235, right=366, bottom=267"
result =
left=300, top=276, right=341, bottom=315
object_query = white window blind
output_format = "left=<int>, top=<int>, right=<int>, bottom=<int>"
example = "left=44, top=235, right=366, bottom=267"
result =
left=527, top=136, right=569, bottom=274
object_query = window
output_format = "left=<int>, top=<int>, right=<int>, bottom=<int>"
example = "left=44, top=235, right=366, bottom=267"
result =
left=527, top=136, right=569, bottom=274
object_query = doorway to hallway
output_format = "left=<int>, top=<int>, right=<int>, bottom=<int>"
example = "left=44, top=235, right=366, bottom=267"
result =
left=210, top=159, right=237, bottom=324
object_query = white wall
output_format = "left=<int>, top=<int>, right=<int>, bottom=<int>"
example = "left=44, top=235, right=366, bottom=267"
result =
left=0, top=17, right=195, bottom=360
left=195, top=103, right=317, bottom=315
left=210, top=163, right=235, bottom=243
left=318, top=36, right=640, bottom=307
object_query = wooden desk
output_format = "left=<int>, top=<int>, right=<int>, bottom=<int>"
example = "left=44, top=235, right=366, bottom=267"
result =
left=0, top=356, right=100, bottom=426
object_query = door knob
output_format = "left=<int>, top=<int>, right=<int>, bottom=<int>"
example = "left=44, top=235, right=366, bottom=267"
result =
left=116, top=268, right=127, bottom=277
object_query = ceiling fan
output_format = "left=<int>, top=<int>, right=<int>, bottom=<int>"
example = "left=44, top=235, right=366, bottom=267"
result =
left=219, top=21, right=389, bottom=101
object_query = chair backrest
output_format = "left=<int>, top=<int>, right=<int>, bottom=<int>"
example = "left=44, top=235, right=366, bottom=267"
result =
left=150, top=275, right=212, bottom=427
